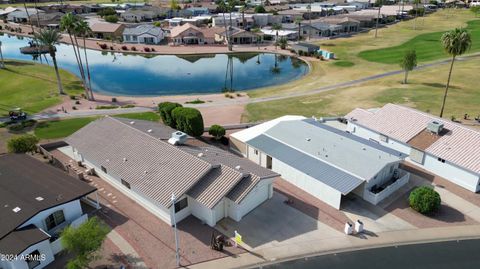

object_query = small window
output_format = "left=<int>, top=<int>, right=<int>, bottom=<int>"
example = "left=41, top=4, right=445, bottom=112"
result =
left=101, top=166, right=107, bottom=173
left=174, top=198, right=188, bottom=213
left=121, top=179, right=131, bottom=189
left=25, top=250, right=41, bottom=269
left=254, top=149, right=259, bottom=155
left=45, top=210, right=65, bottom=231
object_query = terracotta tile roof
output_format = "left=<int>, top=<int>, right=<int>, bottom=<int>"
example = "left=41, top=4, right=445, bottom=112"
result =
left=90, top=22, right=124, bottom=33
left=170, top=23, right=202, bottom=37
left=346, top=104, right=480, bottom=174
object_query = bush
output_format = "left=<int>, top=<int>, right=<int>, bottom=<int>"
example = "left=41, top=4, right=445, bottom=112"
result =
left=7, top=123, right=24, bottom=132
left=158, top=102, right=182, bottom=128
left=120, top=104, right=135, bottom=108
left=171, top=107, right=204, bottom=137
left=185, top=98, right=205, bottom=104
left=99, top=43, right=108, bottom=49
left=98, top=7, right=116, bottom=17
left=208, top=124, right=225, bottom=140
left=7, top=134, right=39, bottom=153
left=254, top=5, right=266, bottom=13
left=409, top=186, right=441, bottom=214
left=69, top=95, right=77, bottom=100
left=144, top=47, right=150, bottom=52
left=121, top=45, right=128, bottom=50
left=96, top=105, right=119, bottom=110
left=104, top=15, right=119, bottom=23
left=131, top=46, right=137, bottom=51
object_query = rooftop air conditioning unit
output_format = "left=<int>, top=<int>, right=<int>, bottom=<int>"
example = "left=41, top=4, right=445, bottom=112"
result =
left=427, top=121, right=444, bottom=135
left=168, top=131, right=188, bottom=145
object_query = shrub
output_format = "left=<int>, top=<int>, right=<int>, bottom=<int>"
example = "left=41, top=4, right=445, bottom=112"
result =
left=409, top=186, right=441, bottom=214
left=171, top=107, right=204, bottom=137
left=7, top=123, right=24, bottom=132
left=154, top=21, right=162, bottom=27
left=21, top=119, right=36, bottom=128
left=121, top=45, right=128, bottom=50
left=96, top=105, right=119, bottom=110
left=104, top=15, right=119, bottom=23
left=185, top=98, right=205, bottom=104
left=144, top=47, right=150, bottom=52
left=254, top=5, right=266, bottom=13
left=98, top=7, right=116, bottom=17
left=99, top=43, right=108, bottom=49
left=131, top=46, right=137, bottom=51
left=121, top=104, right=135, bottom=108
left=75, top=100, right=81, bottom=105
left=69, top=95, right=77, bottom=100
left=7, top=134, right=39, bottom=153
left=158, top=102, right=183, bottom=128
left=111, top=97, right=117, bottom=102
left=208, top=124, right=225, bottom=140
left=151, top=48, right=155, bottom=52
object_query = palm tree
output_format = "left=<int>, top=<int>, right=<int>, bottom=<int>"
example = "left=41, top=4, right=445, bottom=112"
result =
left=439, top=28, right=472, bottom=118
left=272, top=23, right=282, bottom=49
left=307, top=4, right=312, bottom=40
left=75, top=20, right=94, bottom=100
left=240, top=5, right=246, bottom=30
left=0, top=41, right=5, bottom=69
left=35, top=29, right=64, bottom=94
left=294, top=17, right=302, bottom=41
left=218, top=1, right=232, bottom=51
left=60, top=13, right=91, bottom=100
left=374, top=0, right=382, bottom=38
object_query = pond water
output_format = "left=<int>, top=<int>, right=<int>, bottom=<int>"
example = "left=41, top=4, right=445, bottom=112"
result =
left=0, top=34, right=308, bottom=96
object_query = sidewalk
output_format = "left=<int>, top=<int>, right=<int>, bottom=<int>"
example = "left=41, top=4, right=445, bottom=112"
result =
left=191, top=225, right=480, bottom=269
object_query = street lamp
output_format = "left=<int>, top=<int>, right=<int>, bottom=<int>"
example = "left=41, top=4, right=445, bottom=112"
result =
left=171, top=193, right=180, bottom=267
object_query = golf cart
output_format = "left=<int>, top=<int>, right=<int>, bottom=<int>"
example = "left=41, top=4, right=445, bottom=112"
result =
left=1, top=106, right=28, bottom=121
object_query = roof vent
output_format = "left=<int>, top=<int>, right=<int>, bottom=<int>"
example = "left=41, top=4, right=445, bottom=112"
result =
left=235, top=165, right=241, bottom=170
left=130, top=121, right=135, bottom=125
left=306, top=138, right=311, bottom=141
left=144, top=170, right=148, bottom=174
left=427, top=121, right=444, bottom=135
left=123, top=158, right=127, bottom=162
left=35, top=196, right=44, bottom=201
left=147, top=129, right=153, bottom=133
left=198, top=153, right=204, bottom=157
left=12, top=207, right=21, bottom=213
left=168, top=131, right=188, bottom=145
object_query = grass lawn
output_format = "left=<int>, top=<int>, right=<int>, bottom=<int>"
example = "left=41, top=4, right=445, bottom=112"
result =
left=0, top=60, right=83, bottom=116
left=242, top=56, right=480, bottom=122
left=247, top=9, right=477, bottom=98
left=34, top=112, right=160, bottom=140
left=34, top=117, right=97, bottom=140
left=358, top=20, right=480, bottom=64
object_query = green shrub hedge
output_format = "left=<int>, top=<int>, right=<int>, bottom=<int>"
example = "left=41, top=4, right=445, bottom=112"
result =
left=208, top=124, right=226, bottom=139
left=409, top=186, right=441, bottom=214
left=171, top=107, right=204, bottom=137
left=158, top=102, right=182, bottom=128
left=7, top=134, right=39, bottom=153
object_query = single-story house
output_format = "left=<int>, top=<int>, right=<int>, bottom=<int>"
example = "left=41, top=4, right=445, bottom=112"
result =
left=123, top=24, right=164, bottom=44
left=64, top=117, right=279, bottom=227
left=346, top=104, right=480, bottom=192
left=291, top=42, right=320, bottom=54
left=185, top=7, right=209, bottom=16
left=90, top=22, right=125, bottom=39
left=261, top=28, right=298, bottom=40
left=7, top=8, right=44, bottom=23
left=282, top=21, right=343, bottom=38
left=0, top=154, right=97, bottom=269
left=170, top=23, right=220, bottom=45
left=319, top=17, right=360, bottom=33
left=215, top=27, right=262, bottom=44
left=29, top=12, right=64, bottom=27
left=230, top=116, right=409, bottom=209
left=120, top=7, right=167, bottom=22
left=0, top=7, right=18, bottom=19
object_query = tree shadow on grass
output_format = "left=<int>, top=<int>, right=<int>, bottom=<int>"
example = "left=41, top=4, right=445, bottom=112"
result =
left=422, top=82, right=459, bottom=89
left=3, top=60, right=35, bottom=66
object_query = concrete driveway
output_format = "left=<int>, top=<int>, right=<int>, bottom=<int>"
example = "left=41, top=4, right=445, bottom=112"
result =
left=216, top=192, right=343, bottom=251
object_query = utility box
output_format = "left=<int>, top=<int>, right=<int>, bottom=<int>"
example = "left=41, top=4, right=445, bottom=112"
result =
left=355, top=220, right=364, bottom=233
left=344, top=222, right=353, bottom=235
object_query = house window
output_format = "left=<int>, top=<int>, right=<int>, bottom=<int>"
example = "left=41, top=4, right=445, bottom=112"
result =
left=254, top=149, right=259, bottom=155
left=379, top=134, right=389, bottom=142
left=174, top=198, right=188, bottom=213
left=410, top=148, right=425, bottom=164
left=25, top=250, right=41, bottom=269
left=45, top=210, right=65, bottom=231
left=121, top=179, right=131, bottom=189
left=101, top=165, right=107, bottom=173
left=437, top=157, right=446, bottom=163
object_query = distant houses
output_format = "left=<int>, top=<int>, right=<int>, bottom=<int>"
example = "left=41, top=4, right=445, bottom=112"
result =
left=123, top=24, right=164, bottom=44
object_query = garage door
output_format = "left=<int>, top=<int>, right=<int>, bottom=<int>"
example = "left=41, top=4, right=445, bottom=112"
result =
left=238, top=183, right=269, bottom=218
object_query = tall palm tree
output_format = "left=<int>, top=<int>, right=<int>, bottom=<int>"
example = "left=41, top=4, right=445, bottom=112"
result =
left=294, top=17, right=302, bottom=41
left=60, top=13, right=91, bottom=100
left=307, top=4, right=312, bottom=40
left=272, top=23, right=282, bottom=49
left=35, top=29, right=64, bottom=94
left=439, top=28, right=471, bottom=118
left=374, top=0, right=382, bottom=38
left=0, top=41, right=5, bottom=69
left=75, top=20, right=94, bottom=100
left=240, top=5, right=246, bottom=30
left=218, top=1, right=232, bottom=51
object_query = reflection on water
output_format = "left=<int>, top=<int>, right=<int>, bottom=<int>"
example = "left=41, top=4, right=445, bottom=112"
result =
left=0, top=34, right=308, bottom=96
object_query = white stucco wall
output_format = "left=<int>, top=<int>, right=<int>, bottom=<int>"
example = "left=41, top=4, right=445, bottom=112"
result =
left=18, top=200, right=83, bottom=234
left=0, top=239, right=54, bottom=269
left=347, top=122, right=480, bottom=192
left=227, top=177, right=274, bottom=221
left=271, top=158, right=342, bottom=209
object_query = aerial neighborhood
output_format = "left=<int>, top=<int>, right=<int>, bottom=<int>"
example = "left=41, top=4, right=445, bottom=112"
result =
left=0, top=0, right=479, bottom=267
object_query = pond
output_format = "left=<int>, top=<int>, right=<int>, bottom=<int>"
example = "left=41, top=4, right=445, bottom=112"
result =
left=0, top=34, right=308, bottom=96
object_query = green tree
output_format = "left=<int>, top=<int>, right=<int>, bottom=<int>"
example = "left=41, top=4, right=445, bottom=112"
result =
left=158, top=102, right=183, bottom=128
left=170, top=0, right=180, bottom=10
left=61, top=217, right=109, bottom=269
left=208, top=124, right=226, bottom=139
left=400, top=49, right=417, bottom=84
left=7, top=134, right=39, bottom=153
left=171, top=107, right=204, bottom=137
left=105, top=15, right=119, bottom=23
left=471, top=6, right=480, bottom=17
left=61, top=13, right=92, bottom=100
left=98, top=7, right=116, bottom=17
left=254, top=5, right=266, bottom=13
left=277, top=37, right=287, bottom=49
left=409, top=186, right=441, bottom=214
left=439, top=28, right=471, bottom=117
left=34, top=29, right=64, bottom=95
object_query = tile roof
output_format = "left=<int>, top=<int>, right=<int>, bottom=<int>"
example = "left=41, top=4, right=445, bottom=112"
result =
left=0, top=154, right=96, bottom=240
left=90, top=22, right=124, bottom=33
left=123, top=24, right=163, bottom=36
left=67, top=117, right=278, bottom=209
left=170, top=23, right=202, bottom=37
left=346, top=104, right=480, bottom=174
